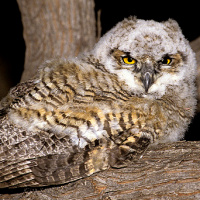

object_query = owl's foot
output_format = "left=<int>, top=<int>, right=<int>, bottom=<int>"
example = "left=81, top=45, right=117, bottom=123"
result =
left=109, top=129, right=152, bottom=168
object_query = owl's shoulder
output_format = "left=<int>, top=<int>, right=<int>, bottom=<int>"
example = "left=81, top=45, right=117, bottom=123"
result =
left=0, top=80, right=36, bottom=114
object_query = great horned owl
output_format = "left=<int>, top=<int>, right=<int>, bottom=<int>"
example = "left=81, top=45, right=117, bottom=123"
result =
left=0, top=17, right=197, bottom=188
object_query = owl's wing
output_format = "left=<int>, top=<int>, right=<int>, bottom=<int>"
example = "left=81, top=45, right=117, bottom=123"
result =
left=0, top=105, right=152, bottom=188
left=0, top=80, right=37, bottom=116
left=0, top=123, right=110, bottom=189
left=0, top=127, right=151, bottom=189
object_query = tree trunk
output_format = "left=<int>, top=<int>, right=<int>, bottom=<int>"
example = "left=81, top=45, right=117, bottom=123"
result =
left=1, top=141, right=200, bottom=199
left=17, top=0, right=96, bottom=82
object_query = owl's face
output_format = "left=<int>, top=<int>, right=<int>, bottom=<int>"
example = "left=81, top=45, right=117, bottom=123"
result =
left=92, top=17, right=196, bottom=98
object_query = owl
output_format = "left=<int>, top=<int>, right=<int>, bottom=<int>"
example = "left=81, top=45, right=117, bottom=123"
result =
left=0, top=17, right=197, bottom=189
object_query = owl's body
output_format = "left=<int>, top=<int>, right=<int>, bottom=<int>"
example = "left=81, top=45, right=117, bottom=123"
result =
left=0, top=17, right=197, bottom=188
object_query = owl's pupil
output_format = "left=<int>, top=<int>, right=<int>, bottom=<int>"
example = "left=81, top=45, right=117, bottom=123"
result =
left=128, top=57, right=132, bottom=62
left=163, top=58, right=168, bottom=64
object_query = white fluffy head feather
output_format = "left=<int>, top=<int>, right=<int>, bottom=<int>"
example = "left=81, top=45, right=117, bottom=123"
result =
left=91, top=17, right=196, bottom=100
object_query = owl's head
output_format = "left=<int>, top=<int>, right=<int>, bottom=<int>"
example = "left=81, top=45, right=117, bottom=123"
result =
left=91, top=17, right=196, bottom=99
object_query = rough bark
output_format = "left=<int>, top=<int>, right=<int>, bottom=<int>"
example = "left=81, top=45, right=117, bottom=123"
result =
left=17, top=0, right=96, bottom=82
left=1, top=141, right=200, bottom=199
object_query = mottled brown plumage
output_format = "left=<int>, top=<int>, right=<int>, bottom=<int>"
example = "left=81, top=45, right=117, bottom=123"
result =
left=0, top=17, right=197, bottom=188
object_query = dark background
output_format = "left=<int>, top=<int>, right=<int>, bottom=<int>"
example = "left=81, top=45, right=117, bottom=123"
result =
left=95, top=1, right=200, bottom=41
left=0, top=0, right=199, bottom=140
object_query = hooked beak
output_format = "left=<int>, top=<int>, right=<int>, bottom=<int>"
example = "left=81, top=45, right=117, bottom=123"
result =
left=141, top=69, right=154, bottom=93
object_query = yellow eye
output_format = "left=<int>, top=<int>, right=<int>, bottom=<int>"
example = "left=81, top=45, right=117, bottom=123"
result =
left=122, top=56, right=136, bottom=65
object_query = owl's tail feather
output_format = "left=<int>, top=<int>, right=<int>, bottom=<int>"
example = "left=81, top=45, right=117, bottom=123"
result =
left=30, top=147, right=110, bottom=187
left=0, top=159, right=40, bottom=188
